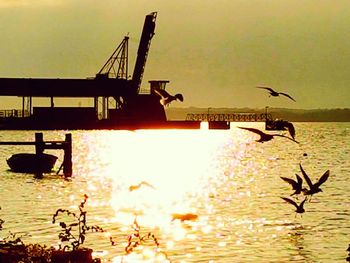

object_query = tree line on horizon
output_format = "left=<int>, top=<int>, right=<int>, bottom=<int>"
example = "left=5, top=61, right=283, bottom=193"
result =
left=165, top=107, right=350, bottom=122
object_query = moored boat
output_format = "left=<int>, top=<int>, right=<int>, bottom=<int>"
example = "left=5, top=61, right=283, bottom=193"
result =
left=7, top=153, right=58, bottom=173
left=265, top=119, right=289, bottom=131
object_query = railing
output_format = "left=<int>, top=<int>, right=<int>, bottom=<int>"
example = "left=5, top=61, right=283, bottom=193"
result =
left=138, top=88, right=150, bottom=94
left=186, top=113, right=272, bottom=122
left=0, top=110, right=30, bottom=118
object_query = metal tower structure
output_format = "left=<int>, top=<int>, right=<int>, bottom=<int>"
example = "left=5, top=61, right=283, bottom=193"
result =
left=95, top=36, right=130, bottom=119
left=96, top=36, right=129, bottom=80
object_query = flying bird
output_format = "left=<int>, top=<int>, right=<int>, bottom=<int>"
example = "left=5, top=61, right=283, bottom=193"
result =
left=299, top=163, right=330, bottom=200
left=129, top=181, right=155, bottom=192
left=281, top=196, right=307, bottom=216
left=171, top=213, right=198, bottom=222
left=280, top=121, right=296, bottom=140
left=238, top=126, right=299, bottom=144
left=153, top=87, right=184, bottom=106
left=256, top=86, right=296, bottom=102
left=280, top=174, right=305, bottom=196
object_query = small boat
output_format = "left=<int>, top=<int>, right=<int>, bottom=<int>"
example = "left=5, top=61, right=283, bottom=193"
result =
left=264, top=107, right=289, bottom=131
left=7, top=153, right=58, bottom=173
left=265, top=119, right=289, bottom=131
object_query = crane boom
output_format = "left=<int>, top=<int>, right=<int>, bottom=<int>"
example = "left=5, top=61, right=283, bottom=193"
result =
left=131, top=12, right=157, bottom=94
left=96, top=36, right=129, bottom=80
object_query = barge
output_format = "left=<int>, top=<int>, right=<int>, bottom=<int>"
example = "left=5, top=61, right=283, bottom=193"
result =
left=0, top=12, right=229, bottom=130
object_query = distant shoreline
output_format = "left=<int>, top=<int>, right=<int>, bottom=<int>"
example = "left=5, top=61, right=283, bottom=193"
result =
left=166, top=107, right=350, bottom=122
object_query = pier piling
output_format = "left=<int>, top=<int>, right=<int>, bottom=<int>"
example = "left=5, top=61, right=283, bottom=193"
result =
left=63, top=134, right=72, bottom=177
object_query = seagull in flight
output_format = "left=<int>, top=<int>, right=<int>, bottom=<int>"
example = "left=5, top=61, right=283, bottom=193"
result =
left=171, top=213, right=198, bottom=222
left=256, top=86, right=296, bottom=102
left=281, top=196, right=308, bottom=217
left=282, top=121, right=296, bottom=140
left=280, top=174, right=306, bottom=197
left=238, top=126, right=299, bottom=144
left=153, top=87, right=184, bottom=106
left=299, top=163, right=330, bottom=200
left=129, top=181, right=155, bottom=192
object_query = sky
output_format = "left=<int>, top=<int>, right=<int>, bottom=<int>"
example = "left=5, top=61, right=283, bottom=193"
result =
left=0, top=0, right=350, bottom=109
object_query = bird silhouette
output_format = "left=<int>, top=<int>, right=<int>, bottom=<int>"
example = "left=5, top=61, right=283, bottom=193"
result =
left=256, top=86, right=296, bottom=102
left=153, top=87, right=184, bottom=106
left=171, top=213, right=198, bottom=222
left=129, top=181, right=155, bottom=192
left=281, top=121, right=296, bottom=140
left=299, top=163, right=330, bottom=200
left=280, top=174, right=306, bottom=197
left=281, top=196, right=307, bottom=217
left=238, top=126, right=299, bottom=144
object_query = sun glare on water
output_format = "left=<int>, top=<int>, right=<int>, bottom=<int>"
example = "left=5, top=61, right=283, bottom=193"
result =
left=103, top=130, right=226, bottom=224
left=74, top=128, right=235, bottom=260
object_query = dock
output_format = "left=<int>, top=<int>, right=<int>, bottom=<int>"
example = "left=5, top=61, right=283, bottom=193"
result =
left=0, top=133, right=72, bottom=177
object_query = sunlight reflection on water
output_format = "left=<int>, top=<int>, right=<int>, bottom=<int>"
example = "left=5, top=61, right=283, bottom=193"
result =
left=0, top=123, right=350, bottom=262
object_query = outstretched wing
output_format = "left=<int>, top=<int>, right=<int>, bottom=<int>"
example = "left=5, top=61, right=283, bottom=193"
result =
left=296, top=174, right=303, bottom=188
left=256, top=86, right=275, bottom=93
left=153, top=88, right=170, bottom=99
left=284, top=121, right=296, bottom=140
left=299, top=163, right=313, bottom=188
left=280, top=176, right=298, bottom=189
left=175, top=93, right=184, bottom=102
left=238, top=127, right=265, bottom=137
left=140, top=181, right=155, bottom=189
left=273, top=134, right=299, bottom=144
left=281, top=197, right=298, bottom=209
left=314, top=170, right=330, bottom=188
left=299, top=196, right=308, bottom=209
left=279, top=92, right=296, bottom=102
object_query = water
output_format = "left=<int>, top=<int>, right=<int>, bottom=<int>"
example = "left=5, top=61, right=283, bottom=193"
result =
left=0, top=122, right=349, bottom=262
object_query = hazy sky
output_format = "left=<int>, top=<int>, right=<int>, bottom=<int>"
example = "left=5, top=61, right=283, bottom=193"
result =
left=0, top=0, right=350, bottom=109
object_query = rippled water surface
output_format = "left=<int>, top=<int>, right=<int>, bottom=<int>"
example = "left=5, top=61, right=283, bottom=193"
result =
left=0, top=122, right=349, bottom=262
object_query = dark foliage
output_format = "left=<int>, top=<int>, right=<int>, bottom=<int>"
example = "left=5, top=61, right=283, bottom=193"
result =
left=110, top=217, right=169, bottom=260
left=52, top=194, right=104, bottom=251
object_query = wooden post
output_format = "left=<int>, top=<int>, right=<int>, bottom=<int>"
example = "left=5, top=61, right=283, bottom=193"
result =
left=35, top=132, right=44, bottom=155
left=22, top=97, right=25, bottom=118
left=34, top=132, right=44, bottom=178
left=63, top=133, right=72, bottom=177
